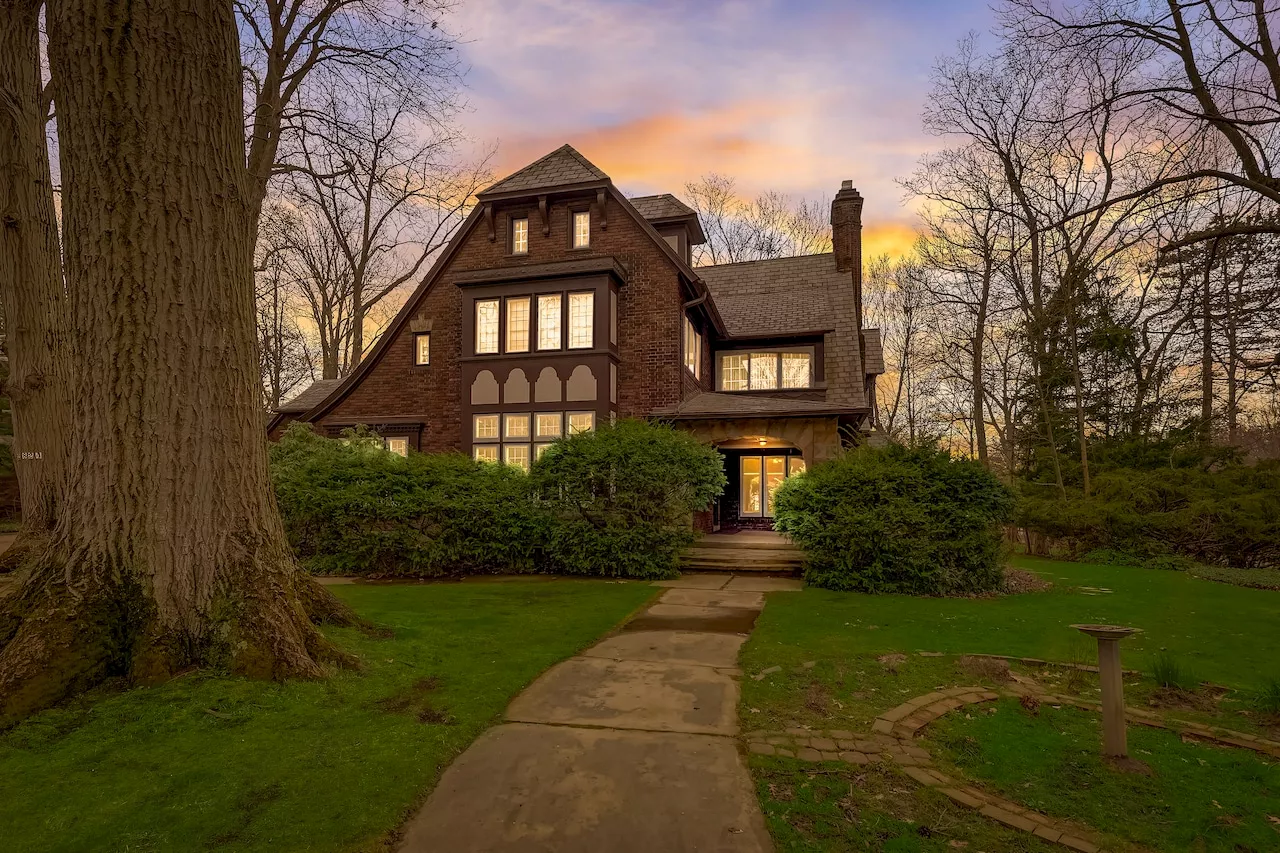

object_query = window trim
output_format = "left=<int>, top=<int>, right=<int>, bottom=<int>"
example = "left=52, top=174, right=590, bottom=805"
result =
left=473, top=413, right=500, bottom=442
left=413, top=332, right=431, bottom=366
left=510, top=213, right=530, bottom=255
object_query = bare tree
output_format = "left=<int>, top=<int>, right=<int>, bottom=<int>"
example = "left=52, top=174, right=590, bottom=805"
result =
left=684, top=174, right=833, bottom=266
left=289, top=83, right=488, bottom=368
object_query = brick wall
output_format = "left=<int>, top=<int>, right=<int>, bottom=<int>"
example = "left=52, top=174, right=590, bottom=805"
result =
left=315, top=193, right=688, bottom=450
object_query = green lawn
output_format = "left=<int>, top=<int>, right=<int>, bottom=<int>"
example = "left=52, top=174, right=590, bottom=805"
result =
left=0, top=579, right=655, bottom=853
left=747, top=555, right=1280, bottom=691
left=740, top=556, right=1280, bottom=851
left=930, top=698, right=1280, bottom=853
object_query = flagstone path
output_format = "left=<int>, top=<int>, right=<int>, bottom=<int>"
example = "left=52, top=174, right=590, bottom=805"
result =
left=396, top=573, right=801, bottom=853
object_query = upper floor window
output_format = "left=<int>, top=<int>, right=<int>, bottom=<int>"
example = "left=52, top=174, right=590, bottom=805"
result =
left=682, top=316, right=701, bottom=379
left=414, top=332, right=430, bottom=366
left=568, top=292, right=594, bottom=349
left=572, top=210, right=590, bottom=248
left=538, top=294, right=562, bottom=350
left=511, top=216, right=529, bottom=254
left=475, top=299, right=499, bottom=354
left=506, top=296, right=530, bottom=353
left=718, top=351, right=812, bottom=391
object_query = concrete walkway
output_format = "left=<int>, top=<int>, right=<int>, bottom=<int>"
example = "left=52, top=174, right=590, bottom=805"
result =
left=396, top=573, right=802, bottom=853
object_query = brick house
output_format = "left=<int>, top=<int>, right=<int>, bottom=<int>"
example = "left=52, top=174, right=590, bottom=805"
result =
left=270, top=145, right=884, bottom=530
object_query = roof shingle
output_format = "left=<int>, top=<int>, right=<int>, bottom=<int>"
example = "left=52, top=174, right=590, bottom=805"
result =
left=629, top=193, right=697, bottom=220
left=276, top=379, right=343, bottom=413
left=656, top=392, right=860, bottom=419
left=479, top=145, right=608, bottom=197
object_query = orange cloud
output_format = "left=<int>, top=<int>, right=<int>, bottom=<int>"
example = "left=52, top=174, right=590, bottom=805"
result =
left=863, top=221, right=919, bottom=263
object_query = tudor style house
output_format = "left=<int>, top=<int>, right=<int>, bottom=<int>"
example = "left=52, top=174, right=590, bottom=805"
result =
left=270, top=145, right=884, bottom=531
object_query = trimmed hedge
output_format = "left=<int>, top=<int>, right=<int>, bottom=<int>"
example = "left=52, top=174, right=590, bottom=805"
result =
left=773, top=444, right=1014, bottom=595
left=270, top=419, right=725, bottom=579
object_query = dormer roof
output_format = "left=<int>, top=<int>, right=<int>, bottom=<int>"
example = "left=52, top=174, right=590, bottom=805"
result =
left=629, top=193, right=707, bottom=244
left=477, top=144, right=608, bottom=199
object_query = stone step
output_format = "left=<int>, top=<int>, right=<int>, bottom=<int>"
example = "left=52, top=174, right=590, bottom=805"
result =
left=682, top=548, right=804, bottom=562
left=694, top=535, right=800, bottom=552
left=679, top=556, right=803, bottom=575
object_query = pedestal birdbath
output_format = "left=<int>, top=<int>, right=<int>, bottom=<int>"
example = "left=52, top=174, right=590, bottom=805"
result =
left=1071, top=624, right=1141, bottom=758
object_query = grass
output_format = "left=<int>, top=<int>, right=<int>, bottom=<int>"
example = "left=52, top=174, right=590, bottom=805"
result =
left=929, top=698, right=1280, bottom=853
left=751, top=755, right=1058, bottom=852
left=746, top=554, right=1280, bottom=691
left=1190, top=563, right=1280, bottom=591
left=0, top=579, right=655, bottom=853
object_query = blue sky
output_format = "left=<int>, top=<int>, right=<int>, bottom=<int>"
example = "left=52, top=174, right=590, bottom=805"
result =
left=450, top=0, right=999, bottom=257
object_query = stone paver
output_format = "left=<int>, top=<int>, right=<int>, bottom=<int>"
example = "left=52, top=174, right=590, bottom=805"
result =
left=582, top=630, right=745, bottom=668
left=723, top=576, right=803, bottom=592
left=506, top=656, right=740, bottom=735
left=657, top=588, right=765, bottom=609
left=652, top=573, right=732, bottom=590
left=397, top=723, right=771, bottom=853
left=623, top=602, right=761, bottom=635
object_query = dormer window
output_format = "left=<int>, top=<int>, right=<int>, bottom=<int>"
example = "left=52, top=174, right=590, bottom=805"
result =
left=718, top=350, right=812, bottom=391
left=572, top=210, right=590, bottom=248
left=511, top=216, right=529, bottom=254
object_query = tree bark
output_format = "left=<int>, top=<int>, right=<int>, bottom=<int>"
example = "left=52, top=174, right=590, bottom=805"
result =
left=0, top=0, right=69, bottom=570
left=1, top=0, right=357, bottom=727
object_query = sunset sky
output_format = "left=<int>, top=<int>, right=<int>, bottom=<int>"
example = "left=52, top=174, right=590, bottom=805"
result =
left=451, top=0, right=1000, bottom=260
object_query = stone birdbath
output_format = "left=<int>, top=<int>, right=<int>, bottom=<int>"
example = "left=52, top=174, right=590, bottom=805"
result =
left=1071, top=624, right=1141, bottom=758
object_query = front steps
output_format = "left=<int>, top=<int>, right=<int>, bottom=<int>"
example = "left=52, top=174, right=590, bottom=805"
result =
left=680, top=530, right=805, bottom=575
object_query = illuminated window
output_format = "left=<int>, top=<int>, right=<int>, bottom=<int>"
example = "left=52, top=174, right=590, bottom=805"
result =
left=473, top=414, right=499, bottom=441
left=683, top=316, right=701, bottom=378
left=384, top=437, right=408, bottom=457
left=414, top=333, right=430, bottom=366
left=506, top=297, right=530, bottom=353
left=504, top=413, right=530, bottom=440
left=717, top=351, right=812, bottom=391
left=504, top=444, right=530, bottom=471
left=535, top=412, right=562, bottom=439
left=572, top=210, right=590, bottom=248
left=511, top=216, right=528, bottom=254
left=475, top=299, right=499, bottom=354
left=568, top=411, right=595, bottom=434
left=781, top=352, right=811, bottom=389
left=534, top=443, right=554, bottom=461
left=538, top=294, right=561, bottom=350
left=568, top=292, right=594, bottom=349
left=720, top=353, right=748, bottom=391
left=474, top=445, right=499, bottom=463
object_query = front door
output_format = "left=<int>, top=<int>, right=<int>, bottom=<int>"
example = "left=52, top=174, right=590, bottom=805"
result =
left=739, top=455, right=804, bottom=518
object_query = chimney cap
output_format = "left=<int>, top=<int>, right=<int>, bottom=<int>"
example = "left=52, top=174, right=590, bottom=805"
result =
left=841, top=179, right=853, bottom=190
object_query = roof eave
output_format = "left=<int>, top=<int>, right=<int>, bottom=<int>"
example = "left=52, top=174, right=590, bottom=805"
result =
left=476, top=178, right=610, bottom=203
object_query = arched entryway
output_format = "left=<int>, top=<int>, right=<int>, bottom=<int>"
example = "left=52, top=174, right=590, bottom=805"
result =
left=712, top=436, right=806, bottom=531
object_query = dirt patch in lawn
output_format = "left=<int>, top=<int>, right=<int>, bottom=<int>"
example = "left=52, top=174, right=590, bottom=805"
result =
left=1003, top=568, right=1053, bottom=594
left=375, top=676, right=455, bottom=725
left=957, top=655, right=1013, bottom=683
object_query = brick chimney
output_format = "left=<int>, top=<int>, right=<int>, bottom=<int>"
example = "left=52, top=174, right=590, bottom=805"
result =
left=830, top=180, right=863, bottom=275
left=831, top=180, right=867, bottom=407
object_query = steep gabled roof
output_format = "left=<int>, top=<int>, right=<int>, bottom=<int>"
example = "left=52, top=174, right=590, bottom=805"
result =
left=276, top=379, right=343, bottom=414
left=478, top=144, right=608, bottom=197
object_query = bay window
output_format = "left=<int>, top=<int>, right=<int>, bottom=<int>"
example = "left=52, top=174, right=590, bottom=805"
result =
left=537, top=294, right=562, bottom=350
left=506, top=296, right=530, bottom=353
left=568, top=292, right=594, bottom=348
left=475, top=299, right=499, bottom=354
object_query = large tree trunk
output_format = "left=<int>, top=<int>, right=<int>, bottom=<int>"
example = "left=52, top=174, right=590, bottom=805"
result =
left=0, top=0, right=69, bottom=571
left=1, top=0, right=356, bottom=726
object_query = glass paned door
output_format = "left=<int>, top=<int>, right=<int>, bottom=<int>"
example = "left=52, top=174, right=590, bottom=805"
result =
left=740, top=455, right=800, bottom=518
left=741, top=456, right=763, bottom=516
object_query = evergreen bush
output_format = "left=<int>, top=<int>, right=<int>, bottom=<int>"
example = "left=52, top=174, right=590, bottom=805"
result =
left=772, top=444, right=1014, bottom=595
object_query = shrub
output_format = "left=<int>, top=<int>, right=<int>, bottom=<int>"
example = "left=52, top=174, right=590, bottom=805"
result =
left=773, top=444, right=1014, bottom=595
left=530, top=419, right=726, bottom=579
left=271, top=424, right=544, bottom=576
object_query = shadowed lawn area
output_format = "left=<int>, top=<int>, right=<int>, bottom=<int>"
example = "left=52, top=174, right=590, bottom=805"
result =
left=0, top=579, right=656, bottom=853
left=930, top=698, right=1280, bottom=853
left=746, top=555, right=1280, bottom=691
